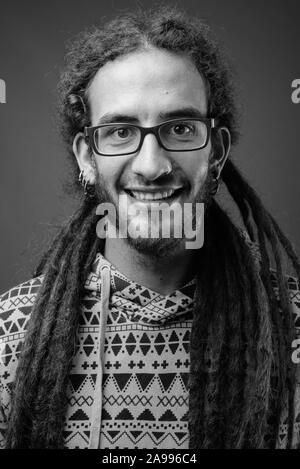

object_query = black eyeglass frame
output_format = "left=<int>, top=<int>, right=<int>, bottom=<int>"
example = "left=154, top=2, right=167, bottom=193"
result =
left=84, top=117, right=218, bottom=156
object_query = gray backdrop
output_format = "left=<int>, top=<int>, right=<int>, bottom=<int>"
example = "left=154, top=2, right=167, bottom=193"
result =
left=0, top=0, right=299, bottom=292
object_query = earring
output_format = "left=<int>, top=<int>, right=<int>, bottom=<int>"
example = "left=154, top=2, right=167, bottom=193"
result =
left=210, top=170, right=220, bottom=196
left=78, top=170, right=95, bottom=198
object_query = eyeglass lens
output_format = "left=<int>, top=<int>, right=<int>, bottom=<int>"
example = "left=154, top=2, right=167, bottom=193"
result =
left=93, top=120, right=208, bottom=155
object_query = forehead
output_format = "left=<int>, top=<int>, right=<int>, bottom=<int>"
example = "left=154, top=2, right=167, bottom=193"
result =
left=87, top=48, right=208, bottom=124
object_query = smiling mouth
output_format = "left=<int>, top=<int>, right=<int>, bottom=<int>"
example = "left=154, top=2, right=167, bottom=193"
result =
left=123, top=187, right=185, bottom=202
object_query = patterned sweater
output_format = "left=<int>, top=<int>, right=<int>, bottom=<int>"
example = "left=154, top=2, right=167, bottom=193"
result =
left=0, top=248, right=300, bottom=449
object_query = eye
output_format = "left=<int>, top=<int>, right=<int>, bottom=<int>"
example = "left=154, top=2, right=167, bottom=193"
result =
left=169, top=123, right=195, bottom=136
left=113, top=127, right=131, bottom=139
left=103, top=125, right=135, bottom=140
left=104, top=125, right=140, bottom=142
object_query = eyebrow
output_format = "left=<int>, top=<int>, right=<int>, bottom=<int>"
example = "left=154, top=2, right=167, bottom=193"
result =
left=95, top=107, right=206, bottom=125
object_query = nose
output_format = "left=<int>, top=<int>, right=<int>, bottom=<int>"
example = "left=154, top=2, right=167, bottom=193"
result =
left=130, top=133, right=172, bottom=181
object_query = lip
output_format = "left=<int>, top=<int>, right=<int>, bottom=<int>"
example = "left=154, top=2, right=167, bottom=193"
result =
left=121, top=186, right=186, bottom=203
left=123, top=186, right=184, bottom=192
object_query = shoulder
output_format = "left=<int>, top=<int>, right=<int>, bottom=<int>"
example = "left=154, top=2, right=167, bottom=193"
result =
left=0, top=276, right=44, bottom=341
left=0, top=276, right=44, bottom=447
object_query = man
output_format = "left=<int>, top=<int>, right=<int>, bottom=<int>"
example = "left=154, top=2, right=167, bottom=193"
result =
left=0, top=6, right=300, bottom=449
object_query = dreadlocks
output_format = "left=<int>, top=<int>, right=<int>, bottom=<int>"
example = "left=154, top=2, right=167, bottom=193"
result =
left=5, top=5, right=300, bottom=448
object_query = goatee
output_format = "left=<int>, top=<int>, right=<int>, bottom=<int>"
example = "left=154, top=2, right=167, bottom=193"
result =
left=94, top=169, right=214, bottom=259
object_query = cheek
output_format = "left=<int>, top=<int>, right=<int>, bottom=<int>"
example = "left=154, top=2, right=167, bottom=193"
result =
left=95, top=158, right=123, bottom=189
left=183, top=155, right=210, bottom=191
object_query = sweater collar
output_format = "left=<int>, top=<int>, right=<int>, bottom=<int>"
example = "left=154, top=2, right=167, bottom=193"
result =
left=84, top=252, right=196, bottom=325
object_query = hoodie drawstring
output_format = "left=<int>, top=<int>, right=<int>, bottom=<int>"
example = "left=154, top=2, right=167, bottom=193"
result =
left=88, top=263, right=111, bottom=449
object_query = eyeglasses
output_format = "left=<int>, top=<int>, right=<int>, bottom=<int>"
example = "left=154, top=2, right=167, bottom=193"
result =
left=84, top=117, right=217, bottom=156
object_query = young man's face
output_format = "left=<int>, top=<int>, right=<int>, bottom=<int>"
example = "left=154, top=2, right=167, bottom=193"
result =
left=77, top=48, right=227, bottom=255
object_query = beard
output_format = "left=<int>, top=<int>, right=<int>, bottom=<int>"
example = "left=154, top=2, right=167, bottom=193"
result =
left=94, top=167, right=215, bottom=259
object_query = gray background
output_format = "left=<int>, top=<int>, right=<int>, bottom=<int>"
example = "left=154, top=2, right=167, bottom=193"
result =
left=0, top=0, right=299, bottom=292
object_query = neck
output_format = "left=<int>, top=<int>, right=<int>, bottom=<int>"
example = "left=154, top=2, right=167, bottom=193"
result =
left=104, top=238, right=198, bottom=295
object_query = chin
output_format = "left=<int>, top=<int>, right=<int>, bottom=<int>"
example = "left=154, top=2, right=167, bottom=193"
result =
left=126, top=235, right=184, bottom=259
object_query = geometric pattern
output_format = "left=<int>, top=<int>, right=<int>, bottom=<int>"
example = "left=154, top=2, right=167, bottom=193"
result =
left=0, top=277, right=43, bottom=447
left=0, top=254, right=195, bottom=449
left=66, top=252, right=195, bottom=449
left=0, top=243, right=300, bottom=449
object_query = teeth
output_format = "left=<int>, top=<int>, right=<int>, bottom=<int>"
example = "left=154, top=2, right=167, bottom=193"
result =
left=130, top=189, right=176, bottom=200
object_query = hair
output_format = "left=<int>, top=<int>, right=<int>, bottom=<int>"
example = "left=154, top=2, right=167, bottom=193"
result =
left=5, top=5, right=300, bottom=449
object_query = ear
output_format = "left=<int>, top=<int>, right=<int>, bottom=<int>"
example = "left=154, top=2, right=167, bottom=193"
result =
left=210, top=127, right=231, bottom=177
left=72, top=132, right=96, bottom=184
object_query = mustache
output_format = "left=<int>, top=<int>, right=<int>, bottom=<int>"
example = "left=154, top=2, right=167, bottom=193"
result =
left=118, top=174, right=188, bottom=190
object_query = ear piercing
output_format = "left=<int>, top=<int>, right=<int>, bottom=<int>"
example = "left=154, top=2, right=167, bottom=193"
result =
left=210, top=169, right=220, bottom=196
left=78, top=170, right=95, bottom=198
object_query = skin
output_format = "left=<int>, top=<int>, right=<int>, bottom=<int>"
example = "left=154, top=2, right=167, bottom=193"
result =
left=73, top=48, right=231, bottom=295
